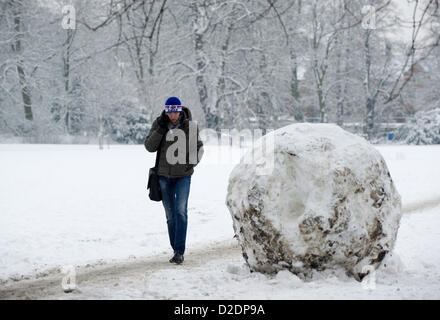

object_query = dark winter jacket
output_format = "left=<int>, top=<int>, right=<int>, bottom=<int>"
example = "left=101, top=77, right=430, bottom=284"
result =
left=144, top=107, right=204, bottom=178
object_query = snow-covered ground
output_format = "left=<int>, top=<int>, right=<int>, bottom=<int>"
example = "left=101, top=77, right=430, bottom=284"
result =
left=0, top=143, right=439, bottom=299
left=375, top=145, right=440, bottom=208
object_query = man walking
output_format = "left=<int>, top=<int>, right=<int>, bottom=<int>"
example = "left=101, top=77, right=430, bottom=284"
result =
left=144, top=97, right=204, bottom=264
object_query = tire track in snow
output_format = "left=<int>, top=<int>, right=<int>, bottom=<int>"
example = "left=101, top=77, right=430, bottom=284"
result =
left=403, top=196, right=440, bottom=214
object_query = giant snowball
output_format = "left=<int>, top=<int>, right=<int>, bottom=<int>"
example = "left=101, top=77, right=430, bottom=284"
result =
left=226, top=123, right=402, bottom=280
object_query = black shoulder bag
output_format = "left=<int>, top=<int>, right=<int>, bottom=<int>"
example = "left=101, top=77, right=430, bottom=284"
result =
left=147, top=143, right=162, bottom=202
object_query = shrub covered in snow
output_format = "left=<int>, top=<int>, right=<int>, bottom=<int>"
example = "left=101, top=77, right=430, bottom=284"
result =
left=226, top=123, right=402, bottom=280
left=104, top=101, right=150, bottom=144
left=394, top=108, right=440, bottom=145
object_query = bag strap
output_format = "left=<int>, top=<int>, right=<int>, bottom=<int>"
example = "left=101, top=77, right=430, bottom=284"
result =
left=154, top=136, right=163, bottom=169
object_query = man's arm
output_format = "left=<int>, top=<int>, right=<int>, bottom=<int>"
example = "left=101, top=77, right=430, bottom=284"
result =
left=144, top=119, right=167, bottom=152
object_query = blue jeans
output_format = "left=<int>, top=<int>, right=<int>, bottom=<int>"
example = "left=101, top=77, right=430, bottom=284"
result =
left=159, top=175, right=191, bottom=255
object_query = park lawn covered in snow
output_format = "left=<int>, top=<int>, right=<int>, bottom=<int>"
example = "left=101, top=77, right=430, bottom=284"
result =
left=0, top=143, right=439, bottom=299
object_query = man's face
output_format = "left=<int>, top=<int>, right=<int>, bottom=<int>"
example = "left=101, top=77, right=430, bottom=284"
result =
left=167, top=112, right=180, bottom=123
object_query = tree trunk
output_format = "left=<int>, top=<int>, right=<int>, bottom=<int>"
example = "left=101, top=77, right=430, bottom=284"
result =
left=335, top=32, right=344, bottom=126
left=13, top=3, right=33, bottom=121
left=192, top=2, right=218, bottom=129
left=63, top=29, right=73, bottom=133
left=363, top=29, right=375, bottom=140
left=215, top=22, right=233, bottom=128
left=290, top=48, right=303, bottom=122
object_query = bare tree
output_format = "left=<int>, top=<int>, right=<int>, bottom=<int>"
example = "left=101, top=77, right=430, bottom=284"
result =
left=7, top=0, right=33, bottom=122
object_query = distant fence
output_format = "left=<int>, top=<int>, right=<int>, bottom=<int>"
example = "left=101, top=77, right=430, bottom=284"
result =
left=341, top=122, right=406, bottom=141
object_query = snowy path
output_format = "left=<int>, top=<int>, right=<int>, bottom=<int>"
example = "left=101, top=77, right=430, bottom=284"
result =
left=402, top=195, right=440, bottom=214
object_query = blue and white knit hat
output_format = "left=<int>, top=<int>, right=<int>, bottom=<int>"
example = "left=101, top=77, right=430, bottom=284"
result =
left=164, top=96, right=183, bottom=113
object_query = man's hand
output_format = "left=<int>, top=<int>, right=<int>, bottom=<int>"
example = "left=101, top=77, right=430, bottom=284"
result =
left=157, top=112, right=170, bottom=129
